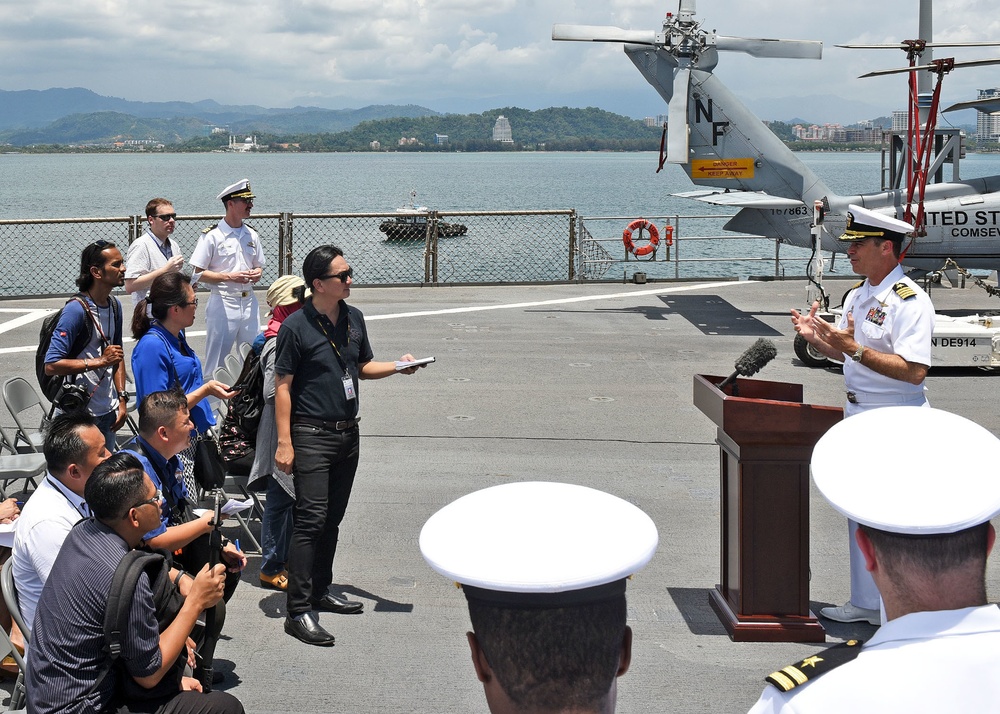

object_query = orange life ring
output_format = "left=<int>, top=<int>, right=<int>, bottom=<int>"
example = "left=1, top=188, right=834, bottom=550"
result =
left=622, top=219, right=659, bottom=257
left=663, top=224, right=674, bottom=247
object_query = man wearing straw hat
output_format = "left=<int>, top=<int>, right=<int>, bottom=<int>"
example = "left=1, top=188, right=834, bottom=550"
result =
left=748, top=407, right=1000, bottom=713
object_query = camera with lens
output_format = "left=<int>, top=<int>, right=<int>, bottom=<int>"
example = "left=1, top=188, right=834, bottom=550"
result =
left=54, top=381, right=90, bottom=413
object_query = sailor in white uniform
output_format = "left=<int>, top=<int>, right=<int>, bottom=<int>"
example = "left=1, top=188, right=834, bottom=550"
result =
left=790, top=204, right=934, bottom=625
left=420, top=481, right=658, bottom=714
left=748, top=407, right=1000, bottom=714
left=190, top=179, right=266, bottom=377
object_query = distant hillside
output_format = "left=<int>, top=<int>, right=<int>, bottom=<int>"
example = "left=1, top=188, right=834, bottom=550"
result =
left=269, top=107, right=661, bottom=151
left=0, top=103, right=661, bottom=150
left=0, top=87, right=439, bottom=143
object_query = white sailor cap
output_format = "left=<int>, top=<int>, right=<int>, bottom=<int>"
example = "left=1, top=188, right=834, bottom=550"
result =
left=838, top=204, right=914, bottom=242
left=217, top=178, right=255, bottom=202
left=812, top=407, right=1000, bottom=535
left=419, top=481, right=658, bottom=606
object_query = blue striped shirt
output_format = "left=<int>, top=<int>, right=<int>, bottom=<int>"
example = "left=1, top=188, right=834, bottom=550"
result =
left=26, top=519, right=161, bottom=714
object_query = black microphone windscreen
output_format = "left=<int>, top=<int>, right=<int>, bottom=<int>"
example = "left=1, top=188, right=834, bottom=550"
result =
left=734, top=338, right=778, bottom=378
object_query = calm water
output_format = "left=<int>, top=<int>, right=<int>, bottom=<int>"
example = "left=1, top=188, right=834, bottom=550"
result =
left=9, top=150, right=1000, bottom=220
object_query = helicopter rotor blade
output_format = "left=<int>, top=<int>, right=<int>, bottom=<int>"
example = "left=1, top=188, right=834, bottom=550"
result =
left=715, top=35, right=822, bottom=60
left=552, top=24, right=656, bottom=45
left=666, top=68, right=690, bottom=164
left=837, top=41, right=1000, bottom=49
left=860, top=56, right=1000, bottom=78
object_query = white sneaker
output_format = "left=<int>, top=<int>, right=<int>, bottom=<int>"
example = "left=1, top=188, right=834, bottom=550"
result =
left=820, top=601, right=880, bottom=626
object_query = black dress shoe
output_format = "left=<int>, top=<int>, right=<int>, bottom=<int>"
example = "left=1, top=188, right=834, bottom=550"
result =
left=284, top=612, right=336, bottom=646
left=311, top=592, right=364, bottom=615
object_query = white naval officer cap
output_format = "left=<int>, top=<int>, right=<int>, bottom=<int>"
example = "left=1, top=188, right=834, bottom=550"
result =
left=419, top=481, right=658, bottom=606
left=217, top=178, right=255, bottom=201
left=838, top=203, right=914, bottom=242
left=812, top=407, right=1000, bottom=535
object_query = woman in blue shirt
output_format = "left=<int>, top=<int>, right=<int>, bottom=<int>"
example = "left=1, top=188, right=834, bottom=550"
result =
left=131, top=272, right=236, bottom=434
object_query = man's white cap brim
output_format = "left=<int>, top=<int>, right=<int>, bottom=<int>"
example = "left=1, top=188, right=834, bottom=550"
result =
left=419, top=481, right=658, bottom=594
left=812, top=407, right=1000, bottom=534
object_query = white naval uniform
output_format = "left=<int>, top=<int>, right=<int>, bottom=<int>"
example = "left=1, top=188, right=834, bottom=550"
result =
left=747, top=605, right=1000, bottom=713
left=839, top=264, right=933, bottom=416
left=125, top=228, right=182, bottom=305
left=836, top=265, right=934, bottom=609
left=190, top=217, right=266, bottom=377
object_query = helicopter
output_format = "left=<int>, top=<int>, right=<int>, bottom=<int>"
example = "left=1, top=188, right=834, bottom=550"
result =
left=552, top=0, right=1000, bottom=274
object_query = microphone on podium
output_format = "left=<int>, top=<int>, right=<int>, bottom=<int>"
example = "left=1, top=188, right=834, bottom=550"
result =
left=717, top=338, right=778, bottom=393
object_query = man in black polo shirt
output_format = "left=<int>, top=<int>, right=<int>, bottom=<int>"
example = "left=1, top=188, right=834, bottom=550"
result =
left=274, top=244, right=425, bottom=646
left=26, top=453, right=242, bottom=714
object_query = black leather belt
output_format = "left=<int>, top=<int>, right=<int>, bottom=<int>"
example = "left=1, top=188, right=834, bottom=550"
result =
left=293, top=416, right=360, bottom=432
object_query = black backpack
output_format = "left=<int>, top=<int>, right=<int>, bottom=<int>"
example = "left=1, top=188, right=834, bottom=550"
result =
left=90, top=549, right=186, bottom=701
left=36, top=295, right=92, bottom=403
left=36, top=294, right=121, bottom=404
left=218, top=344, right=266, bottom=473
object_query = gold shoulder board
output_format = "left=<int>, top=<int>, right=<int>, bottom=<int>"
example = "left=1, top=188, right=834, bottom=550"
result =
left=765, top=639, right=863, bottom=693
left=893, top=282, right=916, bottom=300
left=201, top=224, right=218, bottom=234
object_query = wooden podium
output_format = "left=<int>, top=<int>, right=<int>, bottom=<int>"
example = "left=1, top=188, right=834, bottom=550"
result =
left=693, top=374, right=842, bottom=642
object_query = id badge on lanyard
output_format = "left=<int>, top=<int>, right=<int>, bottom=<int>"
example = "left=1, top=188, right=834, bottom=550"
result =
left=342, top=373, right=356, bottom=401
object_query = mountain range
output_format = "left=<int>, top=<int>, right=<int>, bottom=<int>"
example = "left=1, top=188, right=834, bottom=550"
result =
left=0, top=87, right=978, bottom=148
left=0, top=88, right=440, bottom=145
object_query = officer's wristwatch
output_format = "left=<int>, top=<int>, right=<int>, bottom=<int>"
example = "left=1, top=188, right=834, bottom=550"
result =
left=118, top=390, right=130, bottom=402
left=851, top=345, right=865, bottom=363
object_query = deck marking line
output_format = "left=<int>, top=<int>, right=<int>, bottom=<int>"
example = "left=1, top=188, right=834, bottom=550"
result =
left=0, top=309, right=56, bottom=336
left=0, top=280, right=751, bottom=353
left=365, top=280, right=752, bottom=321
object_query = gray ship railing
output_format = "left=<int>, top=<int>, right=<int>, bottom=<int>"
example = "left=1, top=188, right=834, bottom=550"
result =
left=1, top=210, right=821, bottom=298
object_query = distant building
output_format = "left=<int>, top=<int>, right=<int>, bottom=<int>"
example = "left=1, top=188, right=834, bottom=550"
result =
left=492, top=115, right=513, bottom=143
left=398, top=136, right=420, bottom=146
left=228, top=135, right=259, bottom=152
left=892, top=110, right=909, bottom=132
left=976, top=88, right=1000, bottom=140
left=792, top=123, right=845, bottom=141
left=435, top=134, right=448, bottom=144
left=370, top=140, right=381, bottom=150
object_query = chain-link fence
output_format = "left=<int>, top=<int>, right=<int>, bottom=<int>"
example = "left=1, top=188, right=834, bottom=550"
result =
left=286, top=210, right=577, bottom=285
left=0, top=214, right=284, bottom=298
left=2, top=208, right=821, bottom=298
left=1, top=210, right=577, bottom=298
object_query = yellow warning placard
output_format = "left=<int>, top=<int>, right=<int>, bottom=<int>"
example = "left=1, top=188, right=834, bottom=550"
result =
left=691, top=158, right=755, bottom=180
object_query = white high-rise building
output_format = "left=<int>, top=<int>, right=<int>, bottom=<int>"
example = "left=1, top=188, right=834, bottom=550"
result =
left=492, top=115, right=513, bottom=143
left=976, top=88, right=1000, bottom=140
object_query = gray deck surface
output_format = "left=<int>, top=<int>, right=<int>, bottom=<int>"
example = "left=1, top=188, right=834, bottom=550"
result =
left=1, top=275, right=998, bottom=713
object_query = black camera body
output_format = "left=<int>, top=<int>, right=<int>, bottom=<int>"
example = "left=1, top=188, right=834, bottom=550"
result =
left=54, top=381, right=90, bottom=412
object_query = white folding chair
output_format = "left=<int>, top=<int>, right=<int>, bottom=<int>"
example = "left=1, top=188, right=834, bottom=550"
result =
left=223, top=353, right=244, bottom=382
left=2, top=558, right=28, bottom=711
left=1, top=378, right=48, bottom=454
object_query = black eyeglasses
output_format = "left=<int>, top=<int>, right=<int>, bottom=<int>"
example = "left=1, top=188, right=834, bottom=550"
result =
left=177, top=298, right=199, bottom=307
left=153, top=213, right=177, bottom=222
left=130, top=489, right=163, bottom=511
left=90, top=240, right=112, bottom=249
left=320, top=268, right=353, bottom=283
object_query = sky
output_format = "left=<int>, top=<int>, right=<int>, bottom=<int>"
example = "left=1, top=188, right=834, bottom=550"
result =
left=1, top=0, right=999, bottom=125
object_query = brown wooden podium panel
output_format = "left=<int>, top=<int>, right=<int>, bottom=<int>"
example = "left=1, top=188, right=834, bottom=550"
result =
left=694, top=374, right=842, bottom=642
